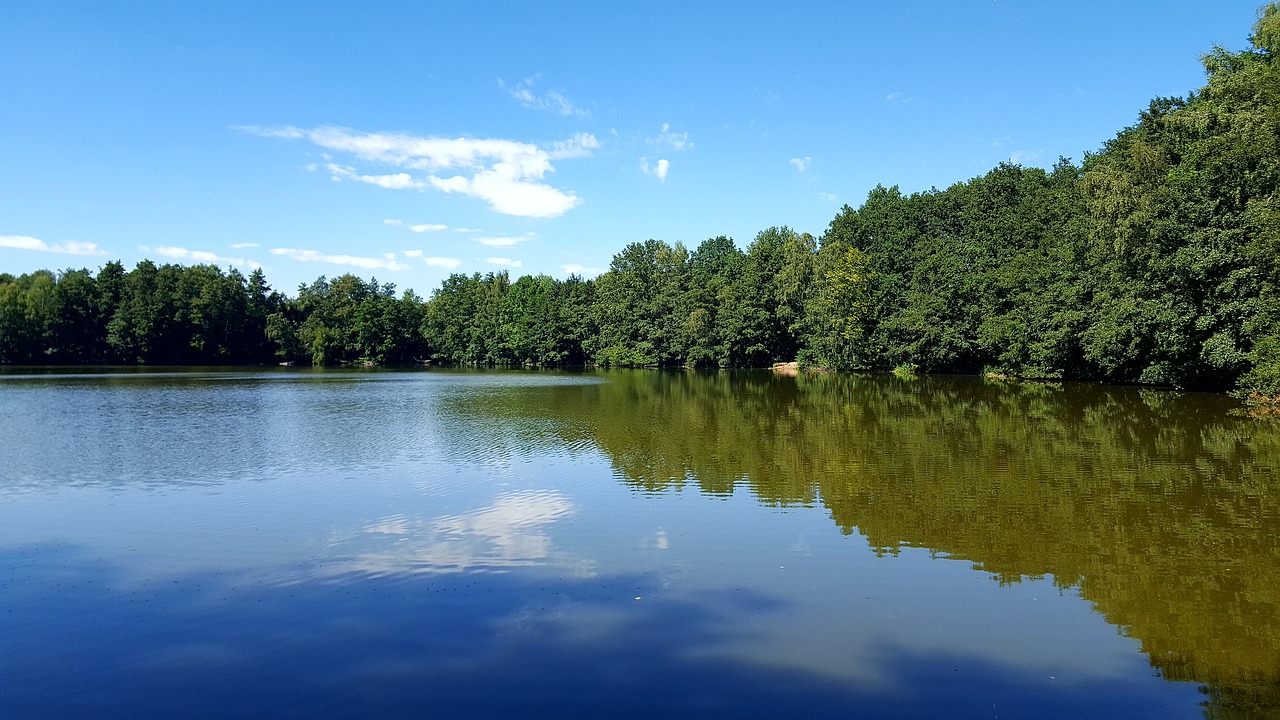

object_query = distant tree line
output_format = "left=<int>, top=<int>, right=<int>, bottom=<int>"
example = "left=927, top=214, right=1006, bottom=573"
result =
left=0, top=262, right=430, bottom=367
left=3, top=5, right=1279, bottom=396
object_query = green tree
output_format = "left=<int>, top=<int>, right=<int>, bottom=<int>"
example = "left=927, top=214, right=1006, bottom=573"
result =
left=50, top=268, right=108, bottom=362
left=683, top=236, right=744, bottom=367
left=722, top=227, right=815, bottom=366
left=589, top=240, right=690, bottom=366
left=800, top=240, right=874, bottom=370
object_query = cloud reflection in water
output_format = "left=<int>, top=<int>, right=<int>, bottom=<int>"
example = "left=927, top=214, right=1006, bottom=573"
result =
left=325, top=490, right=592, bottom=577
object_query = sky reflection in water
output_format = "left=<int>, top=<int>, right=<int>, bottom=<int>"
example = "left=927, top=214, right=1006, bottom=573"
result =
left=2, top=368, right=1275, bottom=719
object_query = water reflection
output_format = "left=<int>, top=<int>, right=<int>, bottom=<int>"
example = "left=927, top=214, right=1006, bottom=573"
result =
left=453, top=370, right=1280, bottom=716
left=324, top=490, right=592, bottom=577
left=0, top=543, right=1203, bottom=720
left=3, top=368, right=1279, bottom=717
left=0, top=368, right=602, bottom=491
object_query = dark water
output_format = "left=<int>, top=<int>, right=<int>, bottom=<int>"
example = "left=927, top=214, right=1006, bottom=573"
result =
left=2, top=368, right=1278, bottom=719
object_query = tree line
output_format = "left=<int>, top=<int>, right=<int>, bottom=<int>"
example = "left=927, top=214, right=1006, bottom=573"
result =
left=3, top=5, right=1279, bottom=397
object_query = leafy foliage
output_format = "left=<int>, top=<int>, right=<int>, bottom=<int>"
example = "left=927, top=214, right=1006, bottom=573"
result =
left=4, top=4, right=1280, bottom=395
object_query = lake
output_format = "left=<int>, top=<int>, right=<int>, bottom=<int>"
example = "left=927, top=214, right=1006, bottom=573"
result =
left=2, top=368, right=1278, bottom=719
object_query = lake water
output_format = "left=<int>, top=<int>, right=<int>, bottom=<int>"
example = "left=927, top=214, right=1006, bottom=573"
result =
left=2, top=368, right=1278, bottom=719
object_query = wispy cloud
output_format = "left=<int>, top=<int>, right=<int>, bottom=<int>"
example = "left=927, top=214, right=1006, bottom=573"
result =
left=270, top=247, right=409, bottom=271
left=385, top=219, right=448, bottom=233
left=475, top=233, right=534, bottom=247
left=647, top=123, right=692, bottom=152
left=140, top=245, right=261, bottom=270
left=884, top=91, right=912, bottom=104
left=0, top=235, right=106, bottom=256
left=229, top=242, right=260, bottom=249
left=790, top=156, right=812, bottom=173
left=818, top=191, right=840, bottom=203
left=485, top=257, right=523, bottom=268
left=1010, top=149, right=1040, bottom=165
left=454, top=227, right=482, bottom=233
left=638, top=124, right=686, bottom=181
left=422, top=257, right=463, bottom=269
left=403, top=249, right=424, bottom=258
left=241, top=124, right=597, bottom=218
left=561, top=263, right=604, bottom=277
left=501, top=75, right=590, bottom=118
left=423, top=256, right=462, bottom=269
left=547, top=132, right=600, bottom=160
left=640, top=157, right=670, bottom=182
left=320, top=163, right=426, bottom=190
left=236, top=126, right=305, bottom=139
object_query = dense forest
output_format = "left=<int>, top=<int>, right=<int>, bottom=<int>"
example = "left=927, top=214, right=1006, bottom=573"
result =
left=3, top=6, right=1279, bottom=399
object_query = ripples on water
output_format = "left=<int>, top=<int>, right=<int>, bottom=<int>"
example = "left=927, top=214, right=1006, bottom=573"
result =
left=1, top=367, right=1277, bottom=719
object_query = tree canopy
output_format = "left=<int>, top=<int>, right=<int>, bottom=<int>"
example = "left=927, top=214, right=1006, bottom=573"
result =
left=4, top=4, right=1279, bottom=399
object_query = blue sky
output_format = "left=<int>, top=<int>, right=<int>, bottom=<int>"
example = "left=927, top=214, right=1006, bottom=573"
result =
left=0, top=1, right=1266, bottom=297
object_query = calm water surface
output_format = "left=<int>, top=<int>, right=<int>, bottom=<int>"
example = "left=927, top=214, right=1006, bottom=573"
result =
left=2, top=368, right=1278, bottom=719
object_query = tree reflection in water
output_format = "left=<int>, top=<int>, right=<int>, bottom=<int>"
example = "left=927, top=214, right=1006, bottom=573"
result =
left=439, top=370, right=1280, bottom=717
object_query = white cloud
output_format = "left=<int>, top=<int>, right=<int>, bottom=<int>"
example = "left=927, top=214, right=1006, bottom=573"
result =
left=885, top=92, right=912, bottom=104
left=561, top=263, right=604, bottom=277
left=454, top=227, right=481, bottom=233
left=423, top=256, right=462, bottom=269
left=819, top=192, right=840, bottom=203
left=426, top=165, right=581, bottom=217
left=269, top=247, right=409, bottom=271
left=323, top=163, right=425, bottom=190
left=0, top=235, right=106, bottom=256
left=547, top=132, right=601, bottom=160
left=144, top=245, right=261, bottom=270
left=640, top=157, right=670, bottom=182
left=475, top=233, right=534, bottom=247
left=648, top=123, right=692, bottom=152
left=385, top=218, right=448, bottom=232
left=501, top=76, right=590, bottom=118
left=485, top=257, right=523, bottom=268
left=403, top=249, right=424, bottom=258
left=229, top=242, right=260, bottom=249
left=790, top=156, right=812, bottom=173
left=233, top=125, right=305, bottom=139
left=242, top=124, right=596, bottom=218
